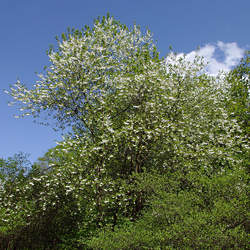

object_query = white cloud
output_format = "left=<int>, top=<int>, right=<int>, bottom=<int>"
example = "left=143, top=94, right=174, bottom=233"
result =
left=174, top=41, right=245, bottom=75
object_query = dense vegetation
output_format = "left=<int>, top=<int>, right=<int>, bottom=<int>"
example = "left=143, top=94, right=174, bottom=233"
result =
left=1, top=15, right=249, bottom=249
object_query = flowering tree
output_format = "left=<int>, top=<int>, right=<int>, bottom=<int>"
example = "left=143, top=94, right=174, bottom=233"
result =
left=226, top=50, right=249, bottom=136
left=1, top=15, right=248, bottom=249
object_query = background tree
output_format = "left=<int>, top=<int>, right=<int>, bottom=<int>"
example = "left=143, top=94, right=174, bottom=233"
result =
left=226, top=50, right=249, bottom=136
left=0, top=152, right=30, bottom=182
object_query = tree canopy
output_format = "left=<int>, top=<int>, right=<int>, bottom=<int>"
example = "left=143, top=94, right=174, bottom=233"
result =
left=1, top=15, right=249, bottom=249
left=226, top=50, right=249, bottom=136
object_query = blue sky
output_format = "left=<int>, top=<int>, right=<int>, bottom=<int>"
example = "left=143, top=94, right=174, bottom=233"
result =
left=1, top=0, right=249, bottom=163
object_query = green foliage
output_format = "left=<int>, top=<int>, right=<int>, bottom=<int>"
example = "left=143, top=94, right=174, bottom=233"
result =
left=88, top=168, right=249, bottom=249
left=1, top=15, right=249, bottom=249
left=0, top=152, right=30, bottom=181
left=226, top=50, right=250, bottom=136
